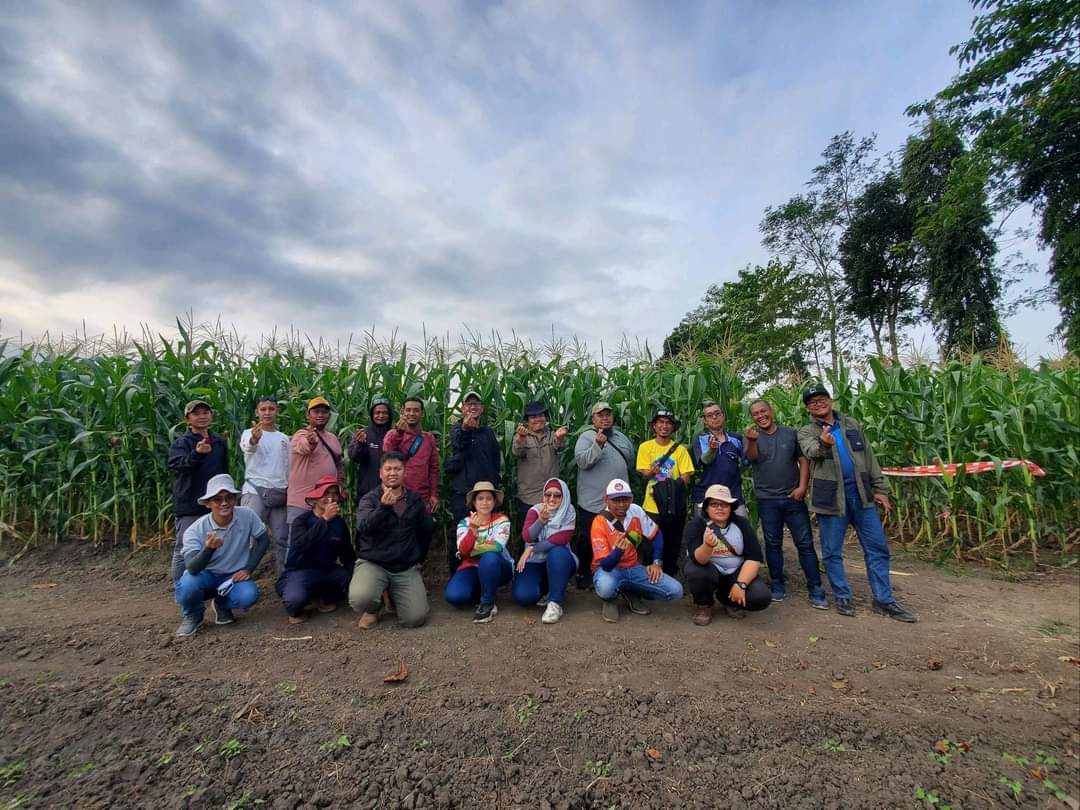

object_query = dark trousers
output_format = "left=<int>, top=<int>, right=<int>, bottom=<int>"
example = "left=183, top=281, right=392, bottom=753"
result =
left=277, top=567, right=351, bottom=617
left=447, top=492, right=469, bottom=575
left=171, top=514, right=200, bottom=583
left=647, top=511, right=687, bottom=577
left=574, top=507, right=598, bottom=587
left=758, top=497, right=822, bottom=592
left=684, top=560, right=771, bottom=610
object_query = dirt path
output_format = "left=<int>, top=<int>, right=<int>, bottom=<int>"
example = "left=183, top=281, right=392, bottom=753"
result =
left=0, top=544, right=1077, bottom=810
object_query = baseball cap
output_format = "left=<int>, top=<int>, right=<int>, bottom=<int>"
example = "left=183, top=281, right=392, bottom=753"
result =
left=307, top=396, right=332, bottom=410
left=591, top=401, right=613, bottom=415
left=605, top=478, right=633, bottom=499
left=802, top=384, right=831, bottom=405
left=184, top=399, right=212, bottom=416
left=462, top=391, right=483, bottom=403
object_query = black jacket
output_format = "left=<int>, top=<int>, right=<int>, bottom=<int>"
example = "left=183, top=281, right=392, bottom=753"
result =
left=443, top=421, right=501, bottom=495
left=354, top=487, right=433, bottom=572
left=167, top=431, right=229, bottom=517
left=347, top=402, right=395, bottom=503
left=281, top=511, right=355, bottom=576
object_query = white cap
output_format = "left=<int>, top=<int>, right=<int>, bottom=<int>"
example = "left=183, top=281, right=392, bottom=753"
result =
left=605, top=478, right=632, bottom=498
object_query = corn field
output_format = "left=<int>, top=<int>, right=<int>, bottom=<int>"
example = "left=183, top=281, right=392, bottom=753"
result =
left=0, top=322, right=1076, bottom=565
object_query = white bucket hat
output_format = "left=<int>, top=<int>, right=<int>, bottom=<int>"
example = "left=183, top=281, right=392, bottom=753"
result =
left=197, top=473, right=242, bottom=506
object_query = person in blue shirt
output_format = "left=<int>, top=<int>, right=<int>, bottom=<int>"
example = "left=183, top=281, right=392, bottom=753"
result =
left=691, top=402, right=747, bottom=515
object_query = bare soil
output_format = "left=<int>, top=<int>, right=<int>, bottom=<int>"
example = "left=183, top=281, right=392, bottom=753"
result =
left=0, top=542, right=1078, bottom=810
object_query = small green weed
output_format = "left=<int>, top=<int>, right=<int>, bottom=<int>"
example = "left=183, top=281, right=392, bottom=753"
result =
left=279, top=680, right=297, bottom=695
left=823, top=739, right=847, bottom=753
left=516, top=696, right=540, bottom=726
left=66, top=762, right=96, bottom=780
left=219, top=739, right=246, bottom=761
left=1035, top=620, right=1073, bottom=638
left=1001, top=751, right=1029, bottom=767
left=158, top=752, right=175, bottom=766
left=318, top=734, right=351, bottom=754
left=1034, top=750, right=1058, bottom=767
left=1, top=795, right=31, bottom=810
left=929, top=739, right=971, bottom=766
left=0, top=761, right=26, bottom=788
left=413, top=739, right=431, bottom=751
left=223, top=791, right=252, bottom=810
left=114, top=672, right=131, bottom=687
left=180, top=786, right=198, bottom=799
left=914, top=786, right=952, bottom=809
left=998, top=775, right=1023, bottom=800
left=572, top=708, right=587, bottom=723
left=584, top=760, right=610, bottom=777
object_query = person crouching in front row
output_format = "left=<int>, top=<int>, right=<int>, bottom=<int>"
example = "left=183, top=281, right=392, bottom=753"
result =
left=278, top=476, right=355, bottom=624
left=683, top=484, right=771, bottom=626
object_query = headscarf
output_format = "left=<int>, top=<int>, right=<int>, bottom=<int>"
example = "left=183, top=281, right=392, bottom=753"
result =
left=534, top=478, right=575, bottom=542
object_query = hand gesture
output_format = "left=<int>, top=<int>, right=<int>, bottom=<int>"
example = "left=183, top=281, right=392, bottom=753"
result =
left=463, top=413, right=480, bottom=430
left=205, top=531, right=224, bottom=550
left=323, top=501, right=341, bottom=521
left=646, top=562, right=663, bottom=584
left=380, top=487, right=401, bottom=507
left=708, top=433, right=719, bottom=449
left=614, top=532, right=632, bottom=552
left=250, top=422, right=262, bottom=444
left=554, top=425, right=569, bottom=442
left=745, top=425, right=759, bottom=441
left=395, top=415, right=410, bottom=433
left=703, top=527, right=718, bottom=549
left=353, top=427, right=367, bottom=445
left=467, top=512, right=484, bottom=531
left=306, top=427, right=319, bottom=447
left=729, top=583, right=746, bottom=607
left=516, top=546, right=532, bottom=573
left=819, top=424, right=835, bottom=446
left=195, top=436, right=212, bottom=454
left=594, top=429, right=608, bottom=447
left=515, top=424, right=528, bottom=444
left=538, top=504, right=551, bottom=523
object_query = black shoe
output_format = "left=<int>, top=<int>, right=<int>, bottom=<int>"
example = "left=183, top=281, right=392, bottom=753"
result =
left=622, top=592, right=651, bottom=615
left=473, top=603, right=497, bottom=624
left=576, top=575, right=593, bottom=592
left=872, top=600, right=916, bottom=623
left=836, top=598, right=856, bottom=617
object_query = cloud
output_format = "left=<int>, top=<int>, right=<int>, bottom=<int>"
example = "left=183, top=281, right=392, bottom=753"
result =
left=0, top=0, right=1060, bottom=359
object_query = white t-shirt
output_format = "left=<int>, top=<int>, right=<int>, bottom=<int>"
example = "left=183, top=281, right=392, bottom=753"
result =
left=240, top=428, right=290, bottom=493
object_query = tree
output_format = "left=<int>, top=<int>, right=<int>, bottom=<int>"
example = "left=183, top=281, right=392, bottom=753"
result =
left=909, top=0, right=1080, bottom=350
left=760, top=132, right=877, bottom=375
left=902, top=119, right=1005, bottom=355
left=663, top=259, right=816, bottom=387
left=838, top=172, right=922, bottom=361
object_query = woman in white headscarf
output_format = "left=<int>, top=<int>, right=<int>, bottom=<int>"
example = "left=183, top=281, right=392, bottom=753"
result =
left=512, top=477, right=578, bottom=624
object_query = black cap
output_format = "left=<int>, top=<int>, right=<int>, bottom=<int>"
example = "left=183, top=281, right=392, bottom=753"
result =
left=523, top=401, right=548, bottom=418
left=802, top=384, right=831, bottom=405
left=650, top=408, right=680, bottom=429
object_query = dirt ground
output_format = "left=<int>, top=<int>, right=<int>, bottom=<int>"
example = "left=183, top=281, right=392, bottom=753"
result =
left=0, top=541, right=1078, bottom=810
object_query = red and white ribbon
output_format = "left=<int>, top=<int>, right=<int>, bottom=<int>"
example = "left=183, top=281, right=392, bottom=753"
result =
left=881, top=460, right=1046, bottom=478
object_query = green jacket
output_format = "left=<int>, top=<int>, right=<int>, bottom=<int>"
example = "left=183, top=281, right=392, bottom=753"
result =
left=797, top=411, right=889, bottom=516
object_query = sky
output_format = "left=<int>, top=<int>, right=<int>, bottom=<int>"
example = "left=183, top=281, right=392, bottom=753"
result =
left=0, top=0, right=1063, bottom=361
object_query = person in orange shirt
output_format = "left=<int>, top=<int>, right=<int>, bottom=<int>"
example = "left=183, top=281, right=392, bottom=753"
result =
left=590, top=478, right=683, bottom=623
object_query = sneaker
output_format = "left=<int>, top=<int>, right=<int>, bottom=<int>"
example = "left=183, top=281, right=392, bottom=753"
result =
left=809, top=588, right=829, bottom=610
left=770, top=584, right=786, bottom=603
left=692, top=605, right=712, bottom=626
left=622, top=592, right=651, bottom=616
left=357, top=611, right=379, bottom=630
left=537, top=594, right=550, bottom=607
left=724, top=606, right=746, bottom=620
left=601, top=599, right=620, bottom=623
left=473, top=603, right=498, bottom=624
left=541, top=602, right=563, bottom=624
left=175, top=616, right=203, bottom=637
left=212, top=601, right=235, bottom=626
left=836, top=597, right=856, bottom=617
left=872, top=600, right=917, bottom=623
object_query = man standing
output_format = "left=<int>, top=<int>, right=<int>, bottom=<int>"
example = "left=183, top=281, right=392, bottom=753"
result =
left=511, top=399, right=568, bottom=520
left=573, top=401, right=634, bottom=589
left=287, top=396, right=345, bottom=526
left=167, top=399, right=229, bottom=582
left=348, top=452, right=434, bottom=630
left=797, top=384, right=916, bottom=622
left=175, top=474, right=269, bottom=637
left=635, top=409, right=694, bottom=576
left=443, top=391, right=501, bottom=573
left=590, top=479, right=683, bottom=622
left=745, top=399, right=827, bottom=609
left=240, top=396, right=290, bottom=575
left=348, top=396, right=394, bottom=504
left=691, top=402, right=746, bottom=516
left=381, top=397, right=440, bottom=512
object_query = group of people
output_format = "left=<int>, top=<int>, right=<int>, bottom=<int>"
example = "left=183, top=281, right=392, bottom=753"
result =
left=167, top=385, right=916, bottom=637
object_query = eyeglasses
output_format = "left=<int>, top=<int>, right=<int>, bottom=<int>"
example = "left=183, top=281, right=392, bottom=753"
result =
left=543, top=491, right=563, bottom=500
left=209, top=493, right=236, bottom=504
left=703, top=410, right=722, bottom=418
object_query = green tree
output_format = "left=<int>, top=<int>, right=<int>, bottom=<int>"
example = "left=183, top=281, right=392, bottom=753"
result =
left=909, top=0, right=1080, bottom=350
left=902, top=119, right=1005, bottom=356
left=760, top=133, right=876, bottom=374
left=663, top=259, right=816, bottom=386
left=838, top=171, right=922, bottom=362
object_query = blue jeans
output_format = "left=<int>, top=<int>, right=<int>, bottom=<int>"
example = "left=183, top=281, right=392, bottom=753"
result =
left=758, top=498, right=822, bottom=591
left=817, top=483, right=893, bottom=602
left=445, top=552, right=513, bottom=607
left=175, top=569, right=259, bottom=620
left=592, top=565, right=683, bottom=602
left=512, top=546, right=577, bottom=606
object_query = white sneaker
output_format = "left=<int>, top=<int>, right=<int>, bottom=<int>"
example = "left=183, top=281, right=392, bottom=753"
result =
left=541, top=602, right=563, bottom=624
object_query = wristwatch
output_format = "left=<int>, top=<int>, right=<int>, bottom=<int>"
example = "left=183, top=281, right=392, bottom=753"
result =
left=734, top=581, right=747, bottom=591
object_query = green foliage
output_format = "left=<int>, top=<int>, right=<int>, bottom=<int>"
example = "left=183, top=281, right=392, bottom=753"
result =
left=584, top=759, right=611, bottom=777
left=914, top=786, right=953, bottom=809
left=823, top=739, right=848, bottom=752
left=911, top=0, right=1080, bottom=350
left=0, top=760, right=26, bottom=788
left=663, top=259, right=816, bottom=385
left=999, top=775, right=1024, bottom=799
left=318, top=734, right=351, bottom=754
left=516, top=696, right=541, bottom=726
left=219, top=739, right=246, bottom=761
